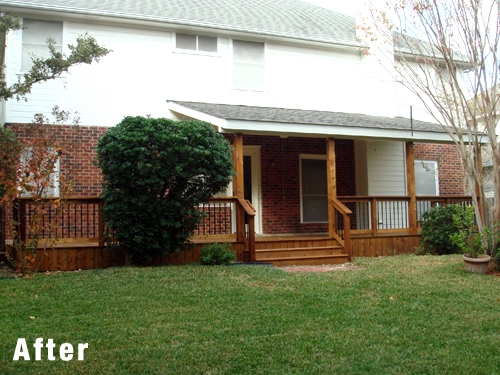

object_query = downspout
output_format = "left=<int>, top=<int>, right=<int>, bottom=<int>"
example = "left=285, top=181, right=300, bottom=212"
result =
left=410, top=106, right=413, bottom=137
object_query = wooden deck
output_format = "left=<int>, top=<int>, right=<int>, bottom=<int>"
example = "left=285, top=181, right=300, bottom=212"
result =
left=5, top=240, right=110, bottom=272
left=4, top=231, right=421, bottom=271
left=3, top=195, right=471, bottom=272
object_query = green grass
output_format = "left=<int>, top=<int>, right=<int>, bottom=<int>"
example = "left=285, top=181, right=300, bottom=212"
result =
left=1, top=254, right=499, bottom=374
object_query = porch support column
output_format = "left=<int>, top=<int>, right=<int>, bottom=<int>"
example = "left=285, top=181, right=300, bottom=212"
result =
left=233, top=134, right=245, bottom=243
left=405, top=142, right=418, bottom=235
left=326, top=138, right=337, bottom=238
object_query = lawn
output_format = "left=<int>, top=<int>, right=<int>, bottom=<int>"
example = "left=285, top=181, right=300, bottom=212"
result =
left=0, top=254, right=499, bottom=374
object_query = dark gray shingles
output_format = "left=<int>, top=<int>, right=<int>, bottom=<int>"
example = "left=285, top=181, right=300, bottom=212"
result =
left=169, top=101, right=446, bottom=133
left=3, top=0, right=359, bottom=45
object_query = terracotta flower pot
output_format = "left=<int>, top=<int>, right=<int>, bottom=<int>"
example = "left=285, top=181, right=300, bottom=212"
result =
left=462, top=254, right=492, bottom=274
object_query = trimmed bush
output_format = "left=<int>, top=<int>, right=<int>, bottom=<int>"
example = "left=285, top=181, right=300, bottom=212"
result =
left=200, top=242, right=236, bottom=265
left=419, top=204, right=466, bottom=255
left=96, top=117, right=234, bottom=262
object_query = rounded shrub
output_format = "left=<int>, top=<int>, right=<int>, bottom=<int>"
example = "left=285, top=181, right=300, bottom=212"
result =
left=199, top=242, right=236, bottom=265
left=96, top=116, right=234, bottom=262
left=419, top=204, right=466, bottom=255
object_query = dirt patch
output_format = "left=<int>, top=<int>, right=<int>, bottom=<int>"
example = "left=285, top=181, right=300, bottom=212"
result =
left=280, top=264, right=363, bottom=273
left=487, top=266, right=500, bottom=277
left=0, top=261, right=16, bottom=278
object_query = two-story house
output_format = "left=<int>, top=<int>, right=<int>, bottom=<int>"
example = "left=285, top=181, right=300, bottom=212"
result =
left=1, top=0, right=470, bottom=268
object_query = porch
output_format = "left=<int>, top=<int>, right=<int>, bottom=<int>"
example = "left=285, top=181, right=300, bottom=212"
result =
left=2, top=194, right=472, bottom=271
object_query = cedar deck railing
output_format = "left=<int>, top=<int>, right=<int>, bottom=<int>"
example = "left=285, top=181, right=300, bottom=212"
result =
left=9, top=196, right=257, bottom=261
left=338, top=195, right=473, bottom=236
left=12, top=197, right=104, bottom=247
left=6, top=195, right=473, bottom=262
left=193, top=196, right=256, bottom=261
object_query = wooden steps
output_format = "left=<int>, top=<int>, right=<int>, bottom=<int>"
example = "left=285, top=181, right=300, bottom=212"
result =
left=254, top=240, right=349, bottom=266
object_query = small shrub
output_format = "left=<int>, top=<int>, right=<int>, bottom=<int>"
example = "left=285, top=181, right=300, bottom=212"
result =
left=419, top=204, right=466, bottom=255
left=200, top=243, right=236, bottom=265
left=451, top=205, right=485, bottom=258
left=413, top=245, right=429, bottom=255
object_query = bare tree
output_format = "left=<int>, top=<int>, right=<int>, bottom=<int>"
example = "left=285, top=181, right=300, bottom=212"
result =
left=0, top=14, right=111, bottom=101
left=359, top=0, right=500, bottom=256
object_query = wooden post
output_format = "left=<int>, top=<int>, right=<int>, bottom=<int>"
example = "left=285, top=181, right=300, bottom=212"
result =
left=248, top=215, right=256, bottom=262
left=326, top=138, right=337, bottom=238
left=344, top=213, right=352, bottom=262
left=233, top=134, right=245, bottom=243
left=98, top=199, right=105, bottom=247
left=405, top=142, right=418, bottom=235
left=17, top=199, right=27, bottom=244
left=370, top=197, right=378, bottom=237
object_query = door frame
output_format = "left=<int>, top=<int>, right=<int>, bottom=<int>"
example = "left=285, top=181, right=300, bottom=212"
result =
left=225, top=145, right=262, bottom=234
left=243, top=146, right=262, bottom=234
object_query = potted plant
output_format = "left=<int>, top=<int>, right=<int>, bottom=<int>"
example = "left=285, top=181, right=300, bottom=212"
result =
left=451, top=205, right=491, bottom=273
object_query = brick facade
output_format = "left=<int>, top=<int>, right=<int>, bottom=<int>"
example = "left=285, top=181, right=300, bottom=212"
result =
left=6, top=124, right=466, bottom=235
left=225, top=135, right=355, bottom=234
left=6, top=123, right=108, bottom=197
left=414, top=143, right=466, bottom=195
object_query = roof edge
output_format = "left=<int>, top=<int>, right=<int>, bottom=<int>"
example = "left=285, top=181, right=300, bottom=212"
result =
left=0, top=1, right=365, bottom=49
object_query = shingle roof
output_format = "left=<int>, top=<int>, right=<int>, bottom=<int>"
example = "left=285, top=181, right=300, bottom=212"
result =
left=169, top=101, right=447, bottom=134
left=0, top=0, right=360, bottom=46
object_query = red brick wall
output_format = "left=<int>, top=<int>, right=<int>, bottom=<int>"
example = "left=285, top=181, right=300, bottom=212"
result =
left=414, top=143, right=465, bottom=195
left=6, top=123, right=107, bottom=196
left=5, top=123, right=465, bottom=236
left=225, top=135, right=355, bottom=234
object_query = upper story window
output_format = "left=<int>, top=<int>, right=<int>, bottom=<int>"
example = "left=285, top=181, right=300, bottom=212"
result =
left=175, top=33, right=217, bottom=53
left=233, top=40, right=265, bottom=89
left=22, top=18, right=63, bottom=71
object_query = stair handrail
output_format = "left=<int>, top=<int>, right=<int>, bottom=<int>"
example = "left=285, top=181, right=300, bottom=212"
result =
left=235, top=197, right=256, bottom=262
left=329, top=197, right=352, bottom=262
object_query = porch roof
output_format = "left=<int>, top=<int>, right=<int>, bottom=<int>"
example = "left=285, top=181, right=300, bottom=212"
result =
left=167, top=101, right=473, bottom=144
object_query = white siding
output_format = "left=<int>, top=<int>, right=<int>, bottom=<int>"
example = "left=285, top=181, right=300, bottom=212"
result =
left=366, top=140, right=406, bottom=196
left=366, top=141, right=407, bottom=229
left=4, top=17, right=403, bottom=126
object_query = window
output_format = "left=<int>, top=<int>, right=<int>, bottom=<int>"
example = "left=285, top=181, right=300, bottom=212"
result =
left=175, top=33, right=217, bottom=52
left=415, top=160, right=439, bottom=196
left=301, top=157, right=328, bottom=223
left=22, top=18, right=63, bottom=71
left=233, top=40, right=265, bottom=89
left=20, top=148, right=60, bottom=197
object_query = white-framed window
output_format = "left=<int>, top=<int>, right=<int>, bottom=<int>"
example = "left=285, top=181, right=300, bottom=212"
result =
left=175, top=33, right=217, bottom=53
left=233, top=39, right=265, bottom=89
left=300, top=155, right=328, bottom=223
left=22, top=18, right=63, bottom=71
left=20, top=148, right=60, bottom=197
left=415, top=160, right=439, bottom=196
